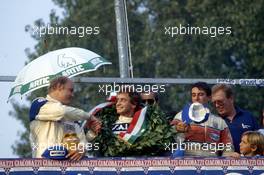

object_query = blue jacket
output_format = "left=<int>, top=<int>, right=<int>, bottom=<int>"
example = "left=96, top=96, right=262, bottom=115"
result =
left=223, top=107, right=259, bottom=153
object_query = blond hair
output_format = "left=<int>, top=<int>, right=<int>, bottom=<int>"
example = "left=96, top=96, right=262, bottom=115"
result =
left=242, top=131, right=264, bottom=156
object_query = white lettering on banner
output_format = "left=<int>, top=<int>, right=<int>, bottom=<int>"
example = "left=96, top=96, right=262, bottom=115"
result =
left=257, top=159, right=264, bottom=166
left=179, top=160, right=205, bottom=166
left=2, top=159, right=264, bottom=168
left=170, top=160, right=179, bottom=166
left=62, top=65, right=85, bottom=76
left=14, top=160, right=42, bottom=167
left=205, top=159, right=231, bottom=166
left=230, top=159, right=256, bottom=166
left=29, top=77, right=50, bottom=90
left=0, top=160, right=14, bottom=167
left=42, top=160, right=60, bottom=167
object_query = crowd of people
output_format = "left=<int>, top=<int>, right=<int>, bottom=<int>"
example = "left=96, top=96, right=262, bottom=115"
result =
left=29, top=76, right=264, bottom=160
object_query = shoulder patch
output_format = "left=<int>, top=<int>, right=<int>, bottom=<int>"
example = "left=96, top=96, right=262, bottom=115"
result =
left=29, top=97, right=48, bottom=122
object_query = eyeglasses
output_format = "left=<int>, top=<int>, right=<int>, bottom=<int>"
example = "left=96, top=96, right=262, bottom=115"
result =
left=142, top=99, right=155, bottom=105
left=212, top=100, right=225, bottom=106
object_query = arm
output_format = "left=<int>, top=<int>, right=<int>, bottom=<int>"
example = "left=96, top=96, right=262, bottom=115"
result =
left=226, top=152, right=241, bottom=158
left=37, top=102, right=102, bottom=134
left=171, top=111, right=190, bottom=132
left=36, top=101, right=91, bottom=121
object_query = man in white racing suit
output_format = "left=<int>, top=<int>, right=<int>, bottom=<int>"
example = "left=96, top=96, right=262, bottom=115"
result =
left=29, top=76, right=101, bottom=160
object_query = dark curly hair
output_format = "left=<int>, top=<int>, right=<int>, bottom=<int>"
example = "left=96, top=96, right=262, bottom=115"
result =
left=117, top=85, right=142, bottom=111
left=191, top=82, right=211, bottom=96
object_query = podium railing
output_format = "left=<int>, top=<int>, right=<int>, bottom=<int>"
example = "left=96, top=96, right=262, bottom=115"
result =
left=1, top=157, right=264, bottom=174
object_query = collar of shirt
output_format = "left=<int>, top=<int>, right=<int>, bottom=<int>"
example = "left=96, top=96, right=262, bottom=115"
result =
left=46, top=95, right=61, bottom=104
left=116, top=115, right=133, bottom=124
left=224, top=106, right=242, bottom=123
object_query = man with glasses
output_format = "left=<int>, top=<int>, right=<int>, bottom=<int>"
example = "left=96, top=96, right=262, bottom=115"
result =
left=140, top=92, right=159, bottom=106
left=211, top=84, right=259, bottom=153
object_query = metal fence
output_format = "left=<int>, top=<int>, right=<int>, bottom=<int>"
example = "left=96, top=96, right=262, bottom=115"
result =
left=1, top=76, right=264, bottom=87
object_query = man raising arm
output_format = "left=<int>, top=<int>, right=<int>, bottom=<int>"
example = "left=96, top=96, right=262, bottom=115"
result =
left=30, top=76, right=101, bottom=160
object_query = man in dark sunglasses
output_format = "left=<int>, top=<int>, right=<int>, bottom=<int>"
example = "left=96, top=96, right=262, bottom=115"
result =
left=140, top=92, right=159, bottom=106
left=140, top=92, right=159, bottom=105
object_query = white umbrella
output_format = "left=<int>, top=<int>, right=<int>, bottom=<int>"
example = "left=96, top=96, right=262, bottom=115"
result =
left=9, top=47, right=111, bottom=100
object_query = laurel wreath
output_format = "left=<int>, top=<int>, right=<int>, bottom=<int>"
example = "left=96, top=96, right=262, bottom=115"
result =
left=91, top=105, right=175, bottom=157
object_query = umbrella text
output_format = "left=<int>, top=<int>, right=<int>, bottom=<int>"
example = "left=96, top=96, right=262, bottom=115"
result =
left=29, top=77, right=50, bottom=90
left=62, top=65, right=85, bottom=77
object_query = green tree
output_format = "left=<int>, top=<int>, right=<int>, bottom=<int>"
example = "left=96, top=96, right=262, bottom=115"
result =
left=145, top=0, right=264, bottom=114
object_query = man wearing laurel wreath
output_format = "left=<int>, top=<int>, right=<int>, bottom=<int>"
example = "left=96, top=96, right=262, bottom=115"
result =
left=84, top=86, right=173, bottom=156
left=171, top=82, right=234, bottom=157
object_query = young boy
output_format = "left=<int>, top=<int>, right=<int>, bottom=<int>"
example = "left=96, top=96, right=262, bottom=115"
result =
left=229, top=131, right=264, bottom=158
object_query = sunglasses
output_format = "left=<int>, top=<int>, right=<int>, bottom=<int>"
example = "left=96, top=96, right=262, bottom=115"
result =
left=212, top=100, right=225, bottom=106
left=142, top=99, right=155, bottom=105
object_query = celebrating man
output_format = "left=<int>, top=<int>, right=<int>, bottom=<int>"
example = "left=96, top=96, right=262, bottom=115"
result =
left=29, top=76, right=101, bottom=160
left=87, top=86, right=173, bottom=156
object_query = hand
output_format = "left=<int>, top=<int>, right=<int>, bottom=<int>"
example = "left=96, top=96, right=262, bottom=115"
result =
left=227, top=152, right=241, bottom=158
left=87, top=116, right=102, bottom=134
left=171, top=120, right=190, bottom=133
left=66, top=149, right=85, bottom=161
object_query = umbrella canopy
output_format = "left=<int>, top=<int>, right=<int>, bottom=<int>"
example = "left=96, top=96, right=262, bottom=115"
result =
left=9, top=47, right=111, bottom=100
